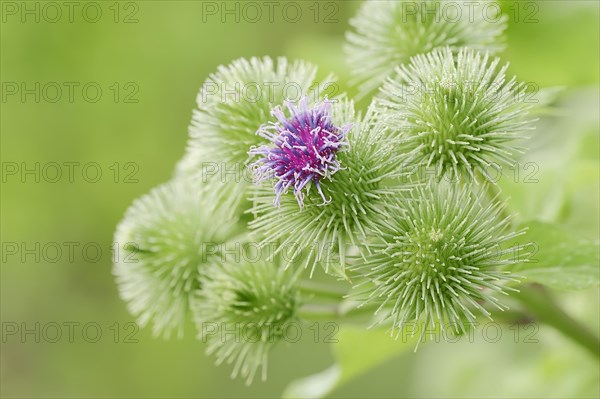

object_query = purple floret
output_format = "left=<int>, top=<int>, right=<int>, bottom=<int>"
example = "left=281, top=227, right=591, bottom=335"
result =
left=250, top=97, right=351, bottom=208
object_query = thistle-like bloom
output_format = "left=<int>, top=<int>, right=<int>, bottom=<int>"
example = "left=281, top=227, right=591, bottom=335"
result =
left=192, top=256, right=299, bottom=384
left=351, top=183, right=523, bottom=340
left=346, top=0, right=506, bottom=96
left=113, top=178, right=240, bottom=338
left=176, top=58, right=335, bottom=221
left=250, top=97, right=351, bottom=208
left=250, top=99, right=411, bottom=276
left=380, top=47, right=535, bottom=182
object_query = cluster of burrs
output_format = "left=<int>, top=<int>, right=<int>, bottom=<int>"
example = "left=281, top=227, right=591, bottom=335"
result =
left=113, top=0, right=536, bottom=384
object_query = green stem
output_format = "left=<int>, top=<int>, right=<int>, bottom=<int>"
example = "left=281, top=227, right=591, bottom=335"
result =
left=297, top=304, right=340, bottom=320
left=297, top=301, right=379, bottom=322
left=475, top=170, right=512, bottom=221
left=514, top=285, right=600, bottom=358
left=298, top=281, right=348, bottom=301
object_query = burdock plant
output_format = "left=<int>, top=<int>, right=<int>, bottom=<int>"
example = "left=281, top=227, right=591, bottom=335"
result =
left=112, top=0, right=599, bottom=390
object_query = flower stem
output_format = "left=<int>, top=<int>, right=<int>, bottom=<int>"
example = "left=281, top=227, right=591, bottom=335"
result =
left=513, top=285, right=600, bottom=358
left=474, top=170, right=512, bottom=221
left=297, top=304, right=340, bottom=320
left=297, top=301, right=379, bottom=322
left=298, top=281, right=348, bottom=301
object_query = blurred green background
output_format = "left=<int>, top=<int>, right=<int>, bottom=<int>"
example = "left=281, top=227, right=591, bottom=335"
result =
left=1, top=1, right=598, bottom=397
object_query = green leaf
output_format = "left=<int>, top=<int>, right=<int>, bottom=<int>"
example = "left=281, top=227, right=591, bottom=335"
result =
left=498, top=89, right=599, bottom=239
left=508, top=221, right=600, bottom=290
left=282, top=326, right=415, bottom=398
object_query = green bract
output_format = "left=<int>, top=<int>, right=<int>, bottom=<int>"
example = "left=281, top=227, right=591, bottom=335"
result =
left=380, top=47, right=535, bottom=181
left=351, top=183, right=523, bottom=339
left=192, top=255, right=299, bottom=384
left=346, top=0, right=506, bottom=96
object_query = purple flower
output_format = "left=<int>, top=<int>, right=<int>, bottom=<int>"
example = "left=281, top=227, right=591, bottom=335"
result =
left=250, top=97, right=351, bottom=208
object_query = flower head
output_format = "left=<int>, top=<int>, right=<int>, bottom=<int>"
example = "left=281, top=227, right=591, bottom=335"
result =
left=346, top=0, right=507, bottom=96
left=380, top=47, right=536, bottom=182
left=250, top=99, right=411, bottom=277
left=113, top=178, right=240, bottom=338
left=250, top=97, right=351, bottom=208
left=192, top=255, right=299, bottom=384
left=351, top=183, right=523, bottom=341
left=176, top=57, right=336, bottom=220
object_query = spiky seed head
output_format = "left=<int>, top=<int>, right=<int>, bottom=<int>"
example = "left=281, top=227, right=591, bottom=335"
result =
left=380, top=47, right=536, bottom=182
left=249, top=97, right=351, bottom=208
left=113, top=178, right=240, bottom=338
left=192, top=256, right=299, bottom=384
left=350, top=183, right=523, bottom=340
left=346, top=0, right=507, bottom=96
left=249, top=98, right=411, bottom=277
